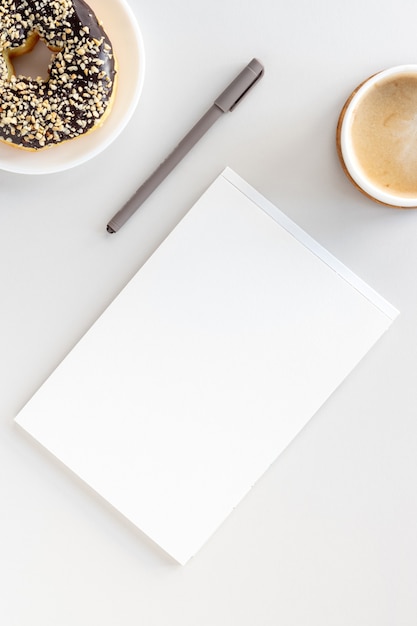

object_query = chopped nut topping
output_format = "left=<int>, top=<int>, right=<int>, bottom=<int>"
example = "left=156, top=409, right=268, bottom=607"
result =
left=0, top=0, right=116, bottom=150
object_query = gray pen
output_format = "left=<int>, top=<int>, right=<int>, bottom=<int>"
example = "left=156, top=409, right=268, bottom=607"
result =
left=106, top=58, right=264, bottom=233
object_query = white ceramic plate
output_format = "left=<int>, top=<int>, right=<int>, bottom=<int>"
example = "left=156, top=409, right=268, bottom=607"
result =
left=0, top=0, right=145, bottom=174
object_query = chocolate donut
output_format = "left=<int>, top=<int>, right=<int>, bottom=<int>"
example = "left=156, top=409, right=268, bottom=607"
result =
left=0, top=0, right=116, bottom=150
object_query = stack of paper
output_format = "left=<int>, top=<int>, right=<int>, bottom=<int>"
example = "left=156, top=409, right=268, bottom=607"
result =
left=15, top=168, right=399, bottom=564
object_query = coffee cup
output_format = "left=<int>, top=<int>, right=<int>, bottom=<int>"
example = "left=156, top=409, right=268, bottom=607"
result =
left=337, top=65, right=417, bottom=208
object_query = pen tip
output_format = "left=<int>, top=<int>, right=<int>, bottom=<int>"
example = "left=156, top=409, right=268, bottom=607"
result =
left=107, top=225, right=116, bottom=234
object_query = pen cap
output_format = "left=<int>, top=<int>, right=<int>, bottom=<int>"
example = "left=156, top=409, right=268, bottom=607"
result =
left=215, top=58, right=264, bottom=112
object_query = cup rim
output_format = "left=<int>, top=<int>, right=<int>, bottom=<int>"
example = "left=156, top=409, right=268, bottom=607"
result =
left=338, top=64, right=417, bottom=208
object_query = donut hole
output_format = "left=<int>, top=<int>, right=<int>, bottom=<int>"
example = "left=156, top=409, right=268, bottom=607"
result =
left=9, top=36, right=60, bottom=81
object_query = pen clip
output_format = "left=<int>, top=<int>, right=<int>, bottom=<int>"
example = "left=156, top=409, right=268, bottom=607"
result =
left=214, top=58, right=264, bottom=113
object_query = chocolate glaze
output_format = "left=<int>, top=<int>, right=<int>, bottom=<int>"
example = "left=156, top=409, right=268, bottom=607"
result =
left=0, top=0, right=117, bottom=150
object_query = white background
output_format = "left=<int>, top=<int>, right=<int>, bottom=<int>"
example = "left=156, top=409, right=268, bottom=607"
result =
left=1, top=0, right=416, bottom=624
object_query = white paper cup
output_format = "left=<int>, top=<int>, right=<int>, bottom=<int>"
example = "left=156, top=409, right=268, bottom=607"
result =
left=337, top=65, right=417, bottom=208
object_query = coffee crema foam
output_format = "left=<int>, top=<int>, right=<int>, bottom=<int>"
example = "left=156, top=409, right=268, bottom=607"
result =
left=351, top=73, right=417, bottom=198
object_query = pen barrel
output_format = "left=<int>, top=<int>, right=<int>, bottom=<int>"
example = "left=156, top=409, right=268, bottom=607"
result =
left=107, top=104, right=223, bottom=232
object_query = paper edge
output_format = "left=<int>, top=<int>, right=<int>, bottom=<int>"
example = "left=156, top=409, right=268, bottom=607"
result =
left=221, top=167, right=400, bottom=322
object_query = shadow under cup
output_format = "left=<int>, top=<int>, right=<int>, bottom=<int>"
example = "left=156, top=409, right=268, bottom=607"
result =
left=337, top=65, right=417, bottom=208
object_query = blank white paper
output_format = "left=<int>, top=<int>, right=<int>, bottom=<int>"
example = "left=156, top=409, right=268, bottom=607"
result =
left=15, top=168, right=399, bottom=564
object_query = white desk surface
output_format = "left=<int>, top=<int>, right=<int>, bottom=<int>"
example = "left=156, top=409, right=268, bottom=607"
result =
left=1, top=1, right=416, bottom=624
